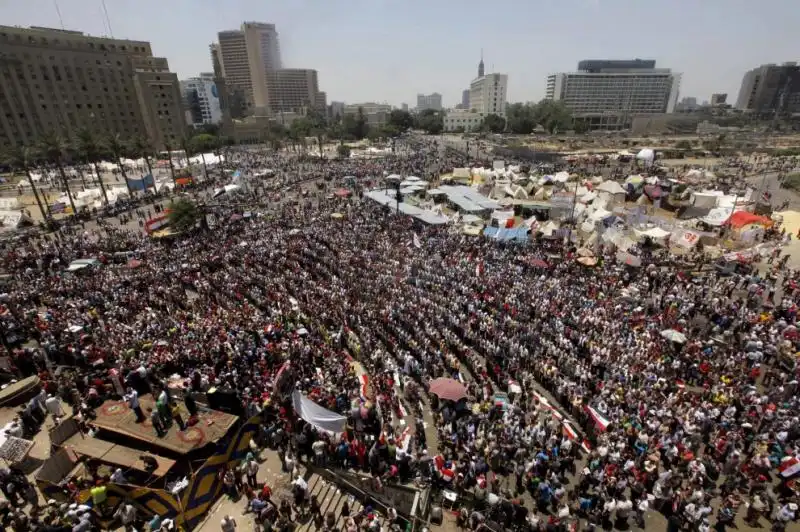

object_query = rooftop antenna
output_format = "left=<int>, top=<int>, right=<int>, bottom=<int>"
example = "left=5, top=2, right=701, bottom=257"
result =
left=53, top=0, right=65, bottom=30
left=101, top=0, right=114, bottom=38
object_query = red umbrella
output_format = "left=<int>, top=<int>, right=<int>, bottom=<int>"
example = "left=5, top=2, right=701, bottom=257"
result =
left=529, top=258, right=550, bottom=269
left=429, top=377, right=467, bottom=401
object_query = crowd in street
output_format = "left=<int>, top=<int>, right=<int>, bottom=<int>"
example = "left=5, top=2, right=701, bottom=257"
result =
left=1, top=145, right=800, bottom=532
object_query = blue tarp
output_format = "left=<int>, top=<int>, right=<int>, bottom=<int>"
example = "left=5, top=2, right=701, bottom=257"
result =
left=126, top=173, right=154, bottom=192
left=483, top=226, right=529, bottom=242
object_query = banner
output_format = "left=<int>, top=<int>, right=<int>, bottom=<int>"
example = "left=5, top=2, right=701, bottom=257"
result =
left=292, top=391, right=347, bottom=434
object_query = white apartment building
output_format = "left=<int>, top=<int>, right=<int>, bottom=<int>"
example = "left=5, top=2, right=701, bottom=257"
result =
left=470, top=73, right=508, bottom=116
left=181, top=73, right=223, bottom=126
left=545, top=60, right=681, bottom=130
left=443, top=110, right=484, bottom=132
left=417, top=93, right=442, bottom=111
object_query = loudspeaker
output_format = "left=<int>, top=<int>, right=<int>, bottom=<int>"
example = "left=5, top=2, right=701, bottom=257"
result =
left=430, top=506, right=443, bottom=525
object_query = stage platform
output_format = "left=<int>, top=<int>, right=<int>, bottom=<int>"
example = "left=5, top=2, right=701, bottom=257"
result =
left=91, top=395, right=239, bottom=455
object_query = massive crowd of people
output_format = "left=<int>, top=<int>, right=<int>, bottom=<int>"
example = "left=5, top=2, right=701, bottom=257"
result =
left=0, top=144, right=799, bottom=532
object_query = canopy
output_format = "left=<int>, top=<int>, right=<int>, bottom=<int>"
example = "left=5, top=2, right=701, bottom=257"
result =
left=596, top=181, right=626, bottom=195
left=636, top=148, right=655, bottom=162
left=728, top=211, right=773, bottom=229
left=429, top=377, right=467, bottom=402
left=635, top=226, right=671, bottom=240
left=291, top=391, right=346, bottom=434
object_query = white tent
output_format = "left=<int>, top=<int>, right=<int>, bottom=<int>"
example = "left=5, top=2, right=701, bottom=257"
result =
left=596, top=181, right=626, bottom=195
left=0, top=210, right=31, bottom=232
left=0, top=197, right=21, bottom=210
left=636, top=148, right=655, bottom=164
left=635, top=226, right=672, bottom=240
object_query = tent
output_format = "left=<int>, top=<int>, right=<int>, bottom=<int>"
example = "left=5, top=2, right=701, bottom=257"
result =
left=291, top=391, right=346, bottom=434
left=636, top=148, right=655, bottom=165
left=0, top=210, right=32, bottom=232
left=728, top=211, right=773, bottom=230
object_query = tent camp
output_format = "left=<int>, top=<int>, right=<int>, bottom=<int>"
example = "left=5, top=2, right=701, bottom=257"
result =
left=595, top=181, right=627, bottom=205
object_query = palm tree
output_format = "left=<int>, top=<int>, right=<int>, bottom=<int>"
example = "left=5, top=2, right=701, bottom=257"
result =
left=107, top=133, right=133, bottom=196
left=162, top=140, right=177, bottom=186
left=3, top=144, right=48, bottom=222
left=39, top=131, right=77, bottom=216
left=130, top=136, right=156, bottom=193
left=74, top=128, right=110, bottom=205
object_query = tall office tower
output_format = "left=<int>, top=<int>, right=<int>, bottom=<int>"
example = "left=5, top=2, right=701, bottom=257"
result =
left=461, top=89, right=470, bottom=108
left=267, top=69, right=321, bottom=113
left=470, top=73, right=508, bottom=116
left=478, top=52, right=485, bottom=78
left=735, top=63, right=800, bottom=115
left=215, top=29, right=253, bottom=114
left=545, top=59, right=681, bottom=130
left=242, top=22, right=281, bottom=111
left=416, top=93, right=443, bottom=111
left=0, top=25, right=185, bottom=150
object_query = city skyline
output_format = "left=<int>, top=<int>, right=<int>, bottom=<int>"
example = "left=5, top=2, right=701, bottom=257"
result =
left=1, top=0, right=798, bottom=108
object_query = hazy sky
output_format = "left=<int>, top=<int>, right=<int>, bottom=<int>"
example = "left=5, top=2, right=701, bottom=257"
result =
left=2, top=0, right=798, bottom=107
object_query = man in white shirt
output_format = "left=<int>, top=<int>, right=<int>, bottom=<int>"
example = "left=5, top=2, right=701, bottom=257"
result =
left=124, top=388, right=145, bottom=422
left=45, top=394, right=64, bottom=418
left=220, top=514, right=236, bottom=532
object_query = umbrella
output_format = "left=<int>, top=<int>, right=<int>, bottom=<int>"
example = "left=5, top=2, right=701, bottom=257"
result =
left=331, top=212, right=344, bottom=219
left=577, top=257, right=598, bottom=266
left=577, top=247, right=595, bottom=257
left=429, top=377, right=468, bottom=402
left=126, top=259, right=143, bottom=269
left=529, top=258, right=550, bottom=269
left=661, top=329, right=687, bottom=343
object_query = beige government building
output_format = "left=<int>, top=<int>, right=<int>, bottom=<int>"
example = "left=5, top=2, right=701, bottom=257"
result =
left=0, top=25, right=186, bottom=151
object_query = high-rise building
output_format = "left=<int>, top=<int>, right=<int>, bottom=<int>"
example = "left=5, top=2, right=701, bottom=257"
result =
left=461, top=89, right=470, bottom=108
left=181, top=73, right=222, bottom=127
left=329, top=101, right=345, bottom=120
left=214, top=22, right=282, bottom=113
left=735, top=63, right=800, bottom=115
left=242, top=22, right=281, bottom=112
left=478, top=53, right=485, bottom=78
left=545, top=59, right=681, bottom=130
left=0, top=25, right=185, bottom=150
left=267, top=68, right=320, bottom=113
left=470, top=73, right=507, bottom=116
left=416, top=93, right=442, bottom=111
left=401, top=103, right=408, bottom=112
left=315, top=91, right=327, bottom=111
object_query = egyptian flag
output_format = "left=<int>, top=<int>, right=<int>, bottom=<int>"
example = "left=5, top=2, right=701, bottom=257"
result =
left=585, top=405, right=611, bottom=431
left=780, top=456, right=800, bottom=478
left=562, top=421, right=578, bottom=441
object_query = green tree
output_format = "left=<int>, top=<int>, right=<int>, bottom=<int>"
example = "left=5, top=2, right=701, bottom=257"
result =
left=74, top=128, right=110, bottom=204
left=481, top=113, right=506, bottom=133
left=341, top=109, right=369, bottom=140
left=106, top=133, right=133, bottom=196
left=39, top=131, right=77, bottom=216
left=162, top=140, right=178, bottom=186
left=573, top=119, right=590, bottom=135
left=2, top=144, right=48, bottom=221
left=337, top=144, right=351, bottom=159
left=306, top=108, right=328, bottom=157
left=167, top=197, right=201, bottom=233
left=533, top=100, right=572, bottom=134
left=388, top=109, right=414, bottom=132
left=415, top=109, right=444, bottom=135
left=506, top=103, right=537, bottom=134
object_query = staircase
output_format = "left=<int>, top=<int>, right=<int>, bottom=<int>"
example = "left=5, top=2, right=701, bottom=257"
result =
left=293, top=472, right=366, bottom=532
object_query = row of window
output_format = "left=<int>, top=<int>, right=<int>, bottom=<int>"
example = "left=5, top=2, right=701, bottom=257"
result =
left=0, top=32, right=147, bottom=54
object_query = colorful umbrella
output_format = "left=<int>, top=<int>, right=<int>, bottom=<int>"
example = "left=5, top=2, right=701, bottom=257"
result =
left=577, top=257, right=598, bottom=266
left=429, top=377, right=468, bottom=402
left=529, top=258, right=550, bottom=269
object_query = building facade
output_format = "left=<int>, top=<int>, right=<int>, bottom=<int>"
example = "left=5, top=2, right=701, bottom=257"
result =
left=0, top=25, right=185, bottom=150
left=180, top=73, right=222, bottom=127
left=267, top=68, right=320, bottom=113
left=416, top=92, right=442, bottom=111
left=214, top=22, right=282, bottom=114
left=343, top=102, right=391, bottom=126
left=461, top=89, right=470, bottom=109
left=710, top=93, right=727, bottom=106
left=443, top=110, right=483, bottom=132
left=735, top=63, right=800, bottom=115
left=545, top=59, right=681, bottom=130
left=469, top=73, right=507, bottom=116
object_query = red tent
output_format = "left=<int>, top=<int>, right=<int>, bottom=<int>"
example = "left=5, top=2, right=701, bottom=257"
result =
left=727, top=211, right=772, bottom=229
